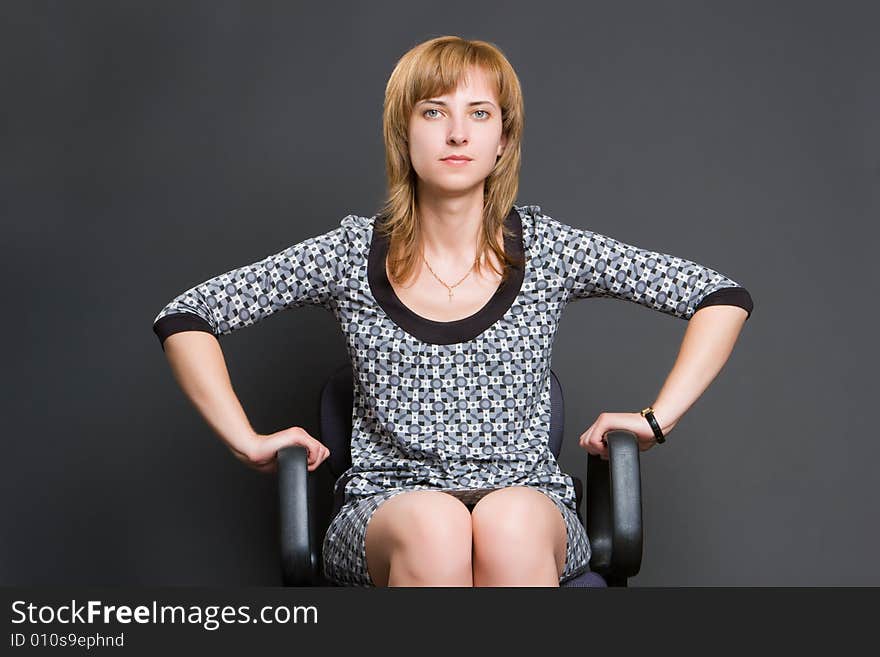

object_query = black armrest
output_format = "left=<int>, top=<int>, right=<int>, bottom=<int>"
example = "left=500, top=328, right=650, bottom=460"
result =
left=586, top=430, right=643, bottom=582
left=278, top=445, right=318, bottom=585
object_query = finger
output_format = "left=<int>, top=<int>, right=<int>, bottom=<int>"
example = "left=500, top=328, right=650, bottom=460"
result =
left=592, top=429, right=608, bottom=459
left=586, top=421, right=603, bottom=453
left=294, top=439, right=316, bottom=462
left=579, top=423, right=595, bottom=451
left=579, top=434, right=593, bottom=454
left=593, top=419, right=605, bottom=443
left=311, top=441, right=328, bottom=458
left=583, top=430, right=601, bottom=456
left=580, top=421, right=596, bottom=446
left=280, top=439, right=317, bottom=465
left=308, top=439, right=326, bottom=461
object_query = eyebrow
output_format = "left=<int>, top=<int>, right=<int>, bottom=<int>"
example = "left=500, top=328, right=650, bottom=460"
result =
left=419, top=99, right=497, bottom=109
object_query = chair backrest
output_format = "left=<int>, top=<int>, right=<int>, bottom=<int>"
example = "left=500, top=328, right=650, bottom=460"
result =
left=319, top=362, right=566, bottom=482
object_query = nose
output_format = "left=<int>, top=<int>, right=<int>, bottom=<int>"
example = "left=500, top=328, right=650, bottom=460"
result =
left=446, top=115, right=469, bottom=145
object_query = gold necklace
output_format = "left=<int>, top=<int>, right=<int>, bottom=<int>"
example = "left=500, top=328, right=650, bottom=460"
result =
left=421, top=252, right=479, bottom=301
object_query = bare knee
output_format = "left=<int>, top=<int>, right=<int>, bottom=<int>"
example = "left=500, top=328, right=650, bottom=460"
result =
left=366, top=491, right=473, bottom=587
left=471, top=487, right=566, bottom=586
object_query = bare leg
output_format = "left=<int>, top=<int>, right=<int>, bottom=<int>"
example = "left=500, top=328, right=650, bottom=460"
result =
left=365, top=490, right=473, bottom=587
left=470, top=486, right=567, bottom=587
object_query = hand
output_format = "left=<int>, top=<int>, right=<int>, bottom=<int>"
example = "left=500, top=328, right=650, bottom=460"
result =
left=578, top=412, right=674, bottom=460
left=229, top=426, right=331, bottom=474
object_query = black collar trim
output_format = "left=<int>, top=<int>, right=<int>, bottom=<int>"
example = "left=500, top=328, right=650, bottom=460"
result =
left=367, top=206, right=525, bottom=345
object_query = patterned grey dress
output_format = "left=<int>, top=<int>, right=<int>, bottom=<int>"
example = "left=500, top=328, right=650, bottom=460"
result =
left=152, top=203, right=753, bottom=586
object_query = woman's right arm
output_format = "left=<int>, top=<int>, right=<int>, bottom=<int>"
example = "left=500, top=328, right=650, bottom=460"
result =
left=162, top=330, right=330, bottom=473
left=153, top=216, right=362, bottom=472
left=162, top=331, right=259, bottom=464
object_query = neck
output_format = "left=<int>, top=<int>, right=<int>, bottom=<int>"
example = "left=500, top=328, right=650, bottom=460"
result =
left=414, top=183, right=485, bottom=266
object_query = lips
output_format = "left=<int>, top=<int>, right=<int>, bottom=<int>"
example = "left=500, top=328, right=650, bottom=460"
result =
left=441, top=156, right=472, bottom=161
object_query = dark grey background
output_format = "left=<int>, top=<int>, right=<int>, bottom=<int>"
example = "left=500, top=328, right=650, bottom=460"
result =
left=3, top=1, right=877, bottom=586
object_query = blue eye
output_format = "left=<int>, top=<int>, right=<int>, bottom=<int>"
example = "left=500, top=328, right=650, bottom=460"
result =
left=422, top=108, right=491, bottom=119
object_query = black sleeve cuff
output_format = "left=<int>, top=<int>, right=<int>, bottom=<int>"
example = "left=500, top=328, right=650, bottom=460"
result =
left=693, top=287, right=753, bottom=319
left=152, top=312, right=217, bottom=351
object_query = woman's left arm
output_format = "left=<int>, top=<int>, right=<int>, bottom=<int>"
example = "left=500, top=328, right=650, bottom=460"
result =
left=529, top=206, right=755, bottom=458
left=579, top=304, right=750, bottom=459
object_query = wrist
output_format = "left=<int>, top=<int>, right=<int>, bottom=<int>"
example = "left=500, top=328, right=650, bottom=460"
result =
left=647, top=404, right=678, bottom=434
left=229, top=429, right=262, bottom=461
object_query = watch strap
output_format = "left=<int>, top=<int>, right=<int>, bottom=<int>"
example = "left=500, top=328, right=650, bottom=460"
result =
left=640, top=406, right=666, bottom=444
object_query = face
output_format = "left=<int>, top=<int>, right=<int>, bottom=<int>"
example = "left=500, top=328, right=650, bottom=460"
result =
left=407, top=66, right=507, bottom=197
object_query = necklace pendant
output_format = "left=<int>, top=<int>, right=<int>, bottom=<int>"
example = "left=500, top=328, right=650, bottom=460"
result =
left=448, top=289, right=453, bottom=301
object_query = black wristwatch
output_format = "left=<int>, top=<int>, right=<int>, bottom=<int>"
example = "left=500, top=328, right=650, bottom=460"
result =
left=640, top=406, right=666, bottom=444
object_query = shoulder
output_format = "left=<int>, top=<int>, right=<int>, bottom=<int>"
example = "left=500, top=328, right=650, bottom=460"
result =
left=513, top=203, right=592, bottom=248
left=318, top=212, right=376, bottom=255
left=339, top=213, right=375, bottom=232
left=280, top=213, right=375, bottom=263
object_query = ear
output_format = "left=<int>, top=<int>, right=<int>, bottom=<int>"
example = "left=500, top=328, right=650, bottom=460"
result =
left=497, top=133, right=508, bottom=158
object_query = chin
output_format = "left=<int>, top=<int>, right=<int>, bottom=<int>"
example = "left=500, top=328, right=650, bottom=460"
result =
left=423, top=180, right=485, bottom=197
left=424, top=170, right=491, bottom=189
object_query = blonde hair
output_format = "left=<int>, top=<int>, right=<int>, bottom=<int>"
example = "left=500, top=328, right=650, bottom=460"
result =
left=377, top=35, right=526, bottom=286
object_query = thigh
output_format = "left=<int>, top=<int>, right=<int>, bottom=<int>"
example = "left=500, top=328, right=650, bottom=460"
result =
left=323, top=491, right=406, bottom=587
left=364, top=490, right=473, bottom=587
left=470, top=486, right=568, bottom=577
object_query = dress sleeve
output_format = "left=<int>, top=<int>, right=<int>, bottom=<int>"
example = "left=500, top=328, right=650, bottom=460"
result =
left=537, top=210, right=753, bottom=321
left=151, top=215, right=357, bottom=350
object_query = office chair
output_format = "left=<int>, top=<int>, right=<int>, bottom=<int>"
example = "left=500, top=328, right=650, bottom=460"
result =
left=278, top=363, right=643, bottom=587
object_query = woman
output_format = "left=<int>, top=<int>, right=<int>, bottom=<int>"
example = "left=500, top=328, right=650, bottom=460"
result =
left=152, top=36, right=753, bottom=587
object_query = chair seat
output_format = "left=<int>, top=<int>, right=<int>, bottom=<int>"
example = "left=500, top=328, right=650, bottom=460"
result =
left=561, top=571, right=608, bottom=587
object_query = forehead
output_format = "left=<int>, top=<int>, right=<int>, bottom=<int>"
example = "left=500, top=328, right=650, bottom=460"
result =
left=420, top=66, right=498, bottom=101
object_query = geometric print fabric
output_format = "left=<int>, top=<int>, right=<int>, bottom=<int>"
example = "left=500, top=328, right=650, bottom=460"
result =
left=153, top=204, right=750, bottom=585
